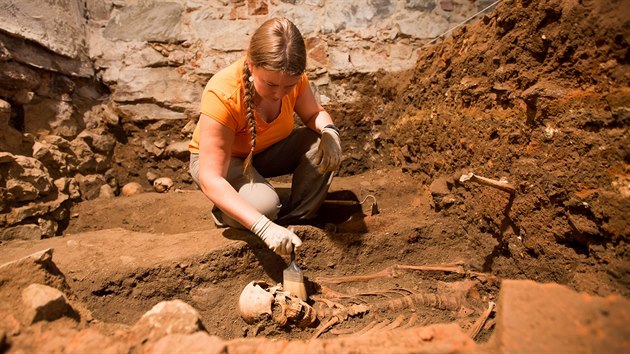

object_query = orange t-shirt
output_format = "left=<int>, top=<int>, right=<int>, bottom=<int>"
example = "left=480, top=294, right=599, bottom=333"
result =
left=189, top=57, right=308, bottom=158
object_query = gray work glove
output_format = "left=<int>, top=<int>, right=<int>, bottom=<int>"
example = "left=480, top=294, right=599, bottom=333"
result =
left=250, top=215, right=302, bottom=255
left=311, top=125, right=342, bottom=173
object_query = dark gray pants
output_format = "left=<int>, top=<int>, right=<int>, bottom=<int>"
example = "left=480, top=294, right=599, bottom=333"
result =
left=189, top=127, right=334, bottom=228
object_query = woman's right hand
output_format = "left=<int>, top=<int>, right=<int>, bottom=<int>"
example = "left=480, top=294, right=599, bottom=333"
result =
left=250, top=215, right=302, bottom=255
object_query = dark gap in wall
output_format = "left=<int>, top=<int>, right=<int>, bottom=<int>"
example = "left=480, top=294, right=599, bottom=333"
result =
left=1, top=96, right=25, bottom=132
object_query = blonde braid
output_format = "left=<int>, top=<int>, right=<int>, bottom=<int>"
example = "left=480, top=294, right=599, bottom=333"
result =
left=242, top=62, right=256, bottom=182
left=241, top=18, right=306, bottom=182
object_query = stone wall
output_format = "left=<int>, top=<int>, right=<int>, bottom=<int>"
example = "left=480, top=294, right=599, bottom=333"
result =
left=0, top=0, right=498, bottom=239
left=90, top=0, right=497, bottom=121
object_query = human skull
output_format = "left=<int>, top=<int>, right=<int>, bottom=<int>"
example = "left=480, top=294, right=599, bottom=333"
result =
left=238, top=281, right=317, bottom=328
left=238, top=281, right=275, bottom=324
left=153, top=177, right=173, bottom=193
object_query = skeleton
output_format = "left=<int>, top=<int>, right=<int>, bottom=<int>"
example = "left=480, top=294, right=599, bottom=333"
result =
left=310, top=263, right=498, bottom=339
left=310, top=287, right=466, bottom=339
left=238, top=264, right=497, bottom=340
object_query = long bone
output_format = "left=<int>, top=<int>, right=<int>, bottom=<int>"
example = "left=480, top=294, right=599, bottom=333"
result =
left=459, top=172, right=517, bottom=194
left=316, top=264, right=463, bottom=284
left=316, top=263, right=496, bottom=284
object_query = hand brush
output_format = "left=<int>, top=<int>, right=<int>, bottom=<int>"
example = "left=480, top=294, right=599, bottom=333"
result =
left=283, top=249, right=307, bottom=301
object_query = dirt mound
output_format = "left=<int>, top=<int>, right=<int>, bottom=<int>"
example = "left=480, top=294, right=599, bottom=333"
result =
left=323, top=0, right=630, bottom=297
left=410, top=0, right=630, bottom=107
left=365, top=0, right=630, bottom=293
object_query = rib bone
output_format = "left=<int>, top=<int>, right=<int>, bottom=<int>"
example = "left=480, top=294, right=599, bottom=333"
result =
left=467, top=301, right=496, bottom=340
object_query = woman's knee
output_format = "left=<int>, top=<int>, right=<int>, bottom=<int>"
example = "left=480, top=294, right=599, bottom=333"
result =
left=238, top=182, right=281, bottom=220
left=293, top=129, right=321, bottom=162
left=296, top=127, right=320, bottom=146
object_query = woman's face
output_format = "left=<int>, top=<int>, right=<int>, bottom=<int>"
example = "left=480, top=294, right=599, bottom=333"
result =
left=250, top=65, right=301, bottom=102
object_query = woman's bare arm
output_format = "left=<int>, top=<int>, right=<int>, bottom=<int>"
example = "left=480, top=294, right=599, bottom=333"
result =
left=294, top=84, right=335, bottom=133
left=197, top=114, right=261, bottom=228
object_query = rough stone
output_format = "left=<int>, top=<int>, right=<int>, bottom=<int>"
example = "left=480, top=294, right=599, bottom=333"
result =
left=0, top=192, right=68, bottom=227
left=193, top=19, right=257, bottom=52
left=0, top=151, right=14, bottom=164
left=67, top=178, right=82, bottom=201
left=430, top=176, right=457, bottom=210
left=0, top=39, right=10, bottom=61
left=38, top=218, right=58, bottom=238
left=117, top=103, right=188, bottom=122
left=6, top=179, right=40, bottom=203
left=103, top=2, right=184, bottom=43
left=0, top=248, right=53, bottom=270
left=32, top=141, right=70, bottom=175
left=110, top=67, right=200, bottom=112
left=398, top=14, right=451, bottom=39
left=0, top=99, right=26, bottom=155
left=132, top=300, right=206, bottom=342
left=84, top=0, right=113, bottom=23
left=76, top=129, right=116, bottom=155
left=24, top=98, right=80, bottom=140
left=75, top=174, right=107, bottom=201
left=69, top=139, right=100, bottom=174
left=99, top=184, right=115, bottom=199
left=0, top=224, right=42, bottom=241
left=405, top=0, right=437, bottom=11
left=0, top=61, right=41, bottom=91
left=21, top=283, right=73, bottom=324
left=0, top=32, right=93, bottom=78
left=0, top=0, right=86, bottom=58
left=2, top=155, right=54, bottom=204
left=165, top=141, right=190, bottom=159
left=121, top=182, right=145, bottom=197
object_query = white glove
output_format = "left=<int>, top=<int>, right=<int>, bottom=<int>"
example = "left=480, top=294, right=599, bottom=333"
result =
left=250, top=215, right=302, bottom=255
left=311, top=125, right=342, bottom=173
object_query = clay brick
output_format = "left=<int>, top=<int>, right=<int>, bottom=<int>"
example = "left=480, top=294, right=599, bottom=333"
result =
left=490, top=279, right=630, bottom=353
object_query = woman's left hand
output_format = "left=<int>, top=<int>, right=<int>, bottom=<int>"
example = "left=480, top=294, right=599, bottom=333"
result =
left=311, top=126, right=342, bottom=173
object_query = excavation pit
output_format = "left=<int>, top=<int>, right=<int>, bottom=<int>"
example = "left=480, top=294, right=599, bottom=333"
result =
left=56, top=195, right=501, bottom=341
